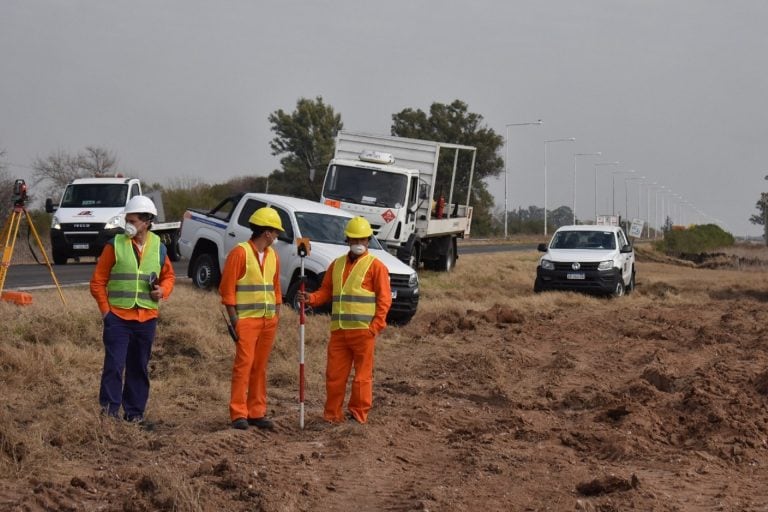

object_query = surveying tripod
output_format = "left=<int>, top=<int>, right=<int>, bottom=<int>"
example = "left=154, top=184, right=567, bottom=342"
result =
left=0, top=179, right=66, bottom=304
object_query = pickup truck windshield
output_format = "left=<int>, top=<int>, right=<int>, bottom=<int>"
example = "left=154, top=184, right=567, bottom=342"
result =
left=295, top=211, right=382, bottom=249
left=60, top=184, right=128, bottom=208
left=323, top=165, right=407, bottom=208
left=550, top=230, right=616, bottom=250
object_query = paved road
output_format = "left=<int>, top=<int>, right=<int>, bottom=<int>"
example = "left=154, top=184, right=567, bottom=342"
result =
left=2, top=243, right=538, bottom=290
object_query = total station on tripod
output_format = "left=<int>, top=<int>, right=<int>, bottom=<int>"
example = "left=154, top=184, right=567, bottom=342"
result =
left=12, top=179, right=28, bottom=208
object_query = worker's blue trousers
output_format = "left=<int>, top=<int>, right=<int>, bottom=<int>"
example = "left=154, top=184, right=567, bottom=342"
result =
left=99, top=312, right=157, bottom=420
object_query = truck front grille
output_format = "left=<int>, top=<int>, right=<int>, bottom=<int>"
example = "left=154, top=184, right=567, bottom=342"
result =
left=553, top=261, right=600, bottom=271
left=389, top=273, right=412, bottom=288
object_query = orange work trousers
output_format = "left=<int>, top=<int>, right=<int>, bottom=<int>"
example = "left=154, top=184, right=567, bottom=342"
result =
left=324, top=328, right=376, bottom=423
left=230, top=316, right=277, bottom=421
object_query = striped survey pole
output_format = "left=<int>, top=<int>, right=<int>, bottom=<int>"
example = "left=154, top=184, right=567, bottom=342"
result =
left=297, top=238, right=310, bottom=429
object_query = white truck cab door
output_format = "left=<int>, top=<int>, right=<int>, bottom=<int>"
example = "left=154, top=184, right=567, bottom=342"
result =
left=617, top=230, right=632, bottom=284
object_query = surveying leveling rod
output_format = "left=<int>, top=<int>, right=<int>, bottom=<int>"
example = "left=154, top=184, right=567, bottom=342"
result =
left=297, top=238, right=310, bottom=430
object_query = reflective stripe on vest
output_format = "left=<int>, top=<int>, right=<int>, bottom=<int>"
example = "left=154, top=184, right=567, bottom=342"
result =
left=235, top=242, right=277, bottom=319
left=107, top=233, right=162, bottom=310
left=331, top=253, right=376, bottom=330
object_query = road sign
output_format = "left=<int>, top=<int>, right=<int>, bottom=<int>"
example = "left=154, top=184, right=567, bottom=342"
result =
left=629, top=218, right=644, bottom=238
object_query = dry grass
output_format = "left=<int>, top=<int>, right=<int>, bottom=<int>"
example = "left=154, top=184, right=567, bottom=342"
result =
left=3, top=246, right=768, bottom=509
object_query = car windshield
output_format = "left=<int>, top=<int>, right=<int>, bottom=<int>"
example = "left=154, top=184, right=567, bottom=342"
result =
left=550, top=230, right=616, bottom=250
left=60, top=184, right=128, bottom=208
left=294, top=211, right=382, bottom=249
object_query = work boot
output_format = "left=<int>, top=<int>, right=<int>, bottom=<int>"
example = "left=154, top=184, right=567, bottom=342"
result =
left=231, top=418, right=249, bottom=430
left=247, top=417, right=274, bottom=430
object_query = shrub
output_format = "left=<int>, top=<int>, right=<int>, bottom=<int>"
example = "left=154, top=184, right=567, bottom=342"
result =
left=655, top=223, right=734, bottom=255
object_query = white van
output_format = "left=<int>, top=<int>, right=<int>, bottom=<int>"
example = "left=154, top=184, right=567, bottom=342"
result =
left=534, top=225, right=635, bottom=296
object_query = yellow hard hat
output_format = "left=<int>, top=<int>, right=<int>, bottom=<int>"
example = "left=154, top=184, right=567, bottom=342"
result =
left=249, top=207, right=284, bottom=231
left=344, top=216, right=373, bottom=238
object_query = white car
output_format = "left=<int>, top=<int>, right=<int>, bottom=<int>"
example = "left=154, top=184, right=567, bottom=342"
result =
left=534, top=225, right=635, bottom=296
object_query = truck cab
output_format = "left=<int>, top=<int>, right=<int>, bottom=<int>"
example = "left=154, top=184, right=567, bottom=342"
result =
left=321, top=131, right=477, bottom=272
left=46, top=177, right=142, bottom=264
left=322, top=154, right=423, bottom=250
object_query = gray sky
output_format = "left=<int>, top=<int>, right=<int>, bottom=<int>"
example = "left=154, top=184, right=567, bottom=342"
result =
left=2, top=1, right=767, bottom=236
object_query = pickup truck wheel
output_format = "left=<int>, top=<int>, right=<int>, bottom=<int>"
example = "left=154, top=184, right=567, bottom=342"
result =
left=612, top=279, right=625, bottom=298
left=191, top=253, right=220, bottom=290
left=52, top=248, right=68, bottom=265
left=533, top=277, right=546, bottom=293
left=626, top=268, right=636, bottom=294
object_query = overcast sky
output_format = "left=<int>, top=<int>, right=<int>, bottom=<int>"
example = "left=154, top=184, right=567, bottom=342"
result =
left=2, top=1, right=766, bottom=236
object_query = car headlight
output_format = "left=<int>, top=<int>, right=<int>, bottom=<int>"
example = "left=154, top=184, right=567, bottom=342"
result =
left=597, top=260, right=614, bottom=271
left=408, top=273, right=419, bottom=287
left=541, top=259, right=555, bottom=270
left=51, top=215, right=61, bottom=230
left=104, top=214, right=125, bottom=230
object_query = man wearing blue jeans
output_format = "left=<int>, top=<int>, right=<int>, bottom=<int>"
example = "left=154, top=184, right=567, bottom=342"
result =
left=90, top=195, right=175, bottom=425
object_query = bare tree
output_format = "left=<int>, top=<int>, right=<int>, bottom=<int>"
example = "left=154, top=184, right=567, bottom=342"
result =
left=32, top=146, right=119, bottom=198
left=79, top=146, right=118, bottom=176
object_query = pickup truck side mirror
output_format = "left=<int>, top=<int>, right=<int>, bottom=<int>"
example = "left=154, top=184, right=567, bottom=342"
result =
left=45, top=198, right=57, bottom=213
left=620, top=244, right=633, bottom=253
left=537, top=243, right=548, bottom=252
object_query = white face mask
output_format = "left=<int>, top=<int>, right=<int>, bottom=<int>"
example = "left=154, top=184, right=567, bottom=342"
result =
left=124, top=222, right=138, bottom=238
left=350, top=244, right=366, bottom=256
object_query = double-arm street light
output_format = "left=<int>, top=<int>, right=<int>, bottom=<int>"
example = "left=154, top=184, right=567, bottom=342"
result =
left=504, top=120, right=543, bottom=238
left=594, top=162, right=620, bottom=222
left=544, top=137, right=576, bottom=235
left=573, top=152, right=602, bottom=224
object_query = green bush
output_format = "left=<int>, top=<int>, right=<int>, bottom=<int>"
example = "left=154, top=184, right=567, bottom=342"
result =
left=655, top=224, right=734, bottom=255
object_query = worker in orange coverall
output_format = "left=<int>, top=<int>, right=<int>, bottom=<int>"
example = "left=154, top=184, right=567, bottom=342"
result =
left=90, top=195, right=175, bottom=428
left=219, top=207, right=283, bottom=431
left=296, top=216, right=391, bottom=424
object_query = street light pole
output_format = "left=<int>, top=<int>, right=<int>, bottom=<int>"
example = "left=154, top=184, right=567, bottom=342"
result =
left=625, top=176, right=644, bottom=232
left=646, top=182, right=657, bottom=238
left=594, top=162, right=620, bottom=223
left=504, top=120, right=543, bottom=238
left=573, top=152, right=601, bottom=224
left=611, top=170, right=634, bottom=218
left=543, top=137, right=575, bottom=236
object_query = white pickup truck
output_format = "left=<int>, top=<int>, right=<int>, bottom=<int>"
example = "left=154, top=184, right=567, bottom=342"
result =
left=178, top=192, right=420, bottom=324
left=534, top=225, right=636, bottom=297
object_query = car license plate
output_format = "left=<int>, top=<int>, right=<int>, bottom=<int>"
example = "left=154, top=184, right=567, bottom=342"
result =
left=391, top=290, right=398, bottom=299
left=73, top=243, right=89, bottom=250
left=566, top=273, right=585, bottom=280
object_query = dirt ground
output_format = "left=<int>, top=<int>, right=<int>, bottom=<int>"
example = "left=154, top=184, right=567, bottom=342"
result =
left=4, top=247, right=768, bottom=511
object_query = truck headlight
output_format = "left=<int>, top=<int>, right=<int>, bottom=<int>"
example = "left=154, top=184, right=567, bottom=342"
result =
left=51, top=215, right=61, bottom=230
left=408, top=273, right=419, bottom=287
left=541, top=259, right=554, bottom=270
left=597, top=260, right=613, bottom=271
left=104, top=214, right=124, bottom=230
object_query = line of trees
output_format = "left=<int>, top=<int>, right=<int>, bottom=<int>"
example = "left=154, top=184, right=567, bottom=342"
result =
left=2, top=97, right=581, bottom=238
